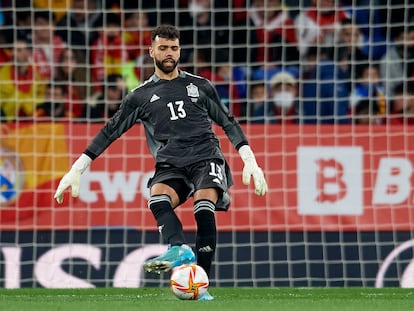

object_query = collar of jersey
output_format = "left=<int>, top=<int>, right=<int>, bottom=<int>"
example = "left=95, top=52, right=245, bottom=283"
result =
left=152, top=70, right=186, bottom=82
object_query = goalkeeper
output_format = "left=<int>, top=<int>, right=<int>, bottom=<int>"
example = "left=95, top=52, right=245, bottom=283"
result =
left=54, top=24, right=268, bottom=300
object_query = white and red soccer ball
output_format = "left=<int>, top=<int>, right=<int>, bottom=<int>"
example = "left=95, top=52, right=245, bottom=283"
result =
left=170, top=264, right=209, bottom=300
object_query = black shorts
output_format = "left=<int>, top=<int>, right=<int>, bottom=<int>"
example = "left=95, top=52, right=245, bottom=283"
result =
left=147, top=159, right=231, bottom=211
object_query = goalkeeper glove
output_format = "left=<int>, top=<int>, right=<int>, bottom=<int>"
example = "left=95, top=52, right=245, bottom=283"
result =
left=238, top=145, right=268, bottom=196
left=54, top=154, right=92, bottom=204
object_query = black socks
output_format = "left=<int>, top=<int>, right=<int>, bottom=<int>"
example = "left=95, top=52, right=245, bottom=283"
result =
left=194, top=200, right=217, bottom=276
left=148, top=194, right=185, bottom=246
left=148, top=195, right=217, bottom=277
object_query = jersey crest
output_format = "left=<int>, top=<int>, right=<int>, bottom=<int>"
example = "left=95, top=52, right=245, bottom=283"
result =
left=186, top=83, right=199, bottom=98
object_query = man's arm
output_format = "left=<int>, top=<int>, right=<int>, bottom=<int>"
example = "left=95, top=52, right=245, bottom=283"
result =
left=203, top=80, right=268, bottom=196
left=54, top=92, right=141, bottom=203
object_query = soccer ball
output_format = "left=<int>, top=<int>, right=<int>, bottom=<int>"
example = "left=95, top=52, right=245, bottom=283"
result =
left=170, top=264, right=209, bottom=300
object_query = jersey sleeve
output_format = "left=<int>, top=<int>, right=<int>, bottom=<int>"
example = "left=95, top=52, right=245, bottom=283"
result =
left=83, top=92, right=142, bottom=159
left=202, top=79, right=248, bottom=150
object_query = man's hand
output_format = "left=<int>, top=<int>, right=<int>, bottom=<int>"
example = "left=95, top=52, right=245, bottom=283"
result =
left=54, top=154, right=92, bottom=204
left=238, top=145, right=268, bottom=196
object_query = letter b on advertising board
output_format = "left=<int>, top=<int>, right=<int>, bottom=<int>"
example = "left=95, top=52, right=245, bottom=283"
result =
left=297, top=147, right=363, bottom=215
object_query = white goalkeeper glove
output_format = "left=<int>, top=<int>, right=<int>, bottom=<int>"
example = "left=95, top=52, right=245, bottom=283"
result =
left=54, top=154, right=92, bottom=204
left=238, top=145, right=268, bottom=196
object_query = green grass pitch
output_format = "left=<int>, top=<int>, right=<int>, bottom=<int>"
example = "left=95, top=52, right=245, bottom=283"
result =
left=0, top=288, right=414, bottom=311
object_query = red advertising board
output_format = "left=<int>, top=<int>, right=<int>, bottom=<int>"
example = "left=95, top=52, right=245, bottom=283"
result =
left=1, top=122, right=414, bottom=231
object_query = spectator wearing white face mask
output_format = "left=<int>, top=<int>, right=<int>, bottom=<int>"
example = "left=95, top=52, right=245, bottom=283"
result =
left=269, top=71, right=298, bottom=124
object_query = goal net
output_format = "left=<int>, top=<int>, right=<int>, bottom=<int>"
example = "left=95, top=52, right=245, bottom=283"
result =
left=1, top=0, right=414, bottom=288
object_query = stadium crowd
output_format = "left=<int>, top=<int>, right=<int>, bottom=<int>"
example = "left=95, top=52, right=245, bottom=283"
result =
left=0, top=0, right=413, bottom=125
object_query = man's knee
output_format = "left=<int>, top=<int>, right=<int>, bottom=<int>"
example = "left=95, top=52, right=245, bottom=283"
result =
left=150, top=183, right=180, bottom=207
left=193, top=188, right=219, bottom=204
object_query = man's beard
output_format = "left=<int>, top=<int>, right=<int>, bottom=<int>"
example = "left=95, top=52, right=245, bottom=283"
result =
left=155, top=58, right=179, bottom=74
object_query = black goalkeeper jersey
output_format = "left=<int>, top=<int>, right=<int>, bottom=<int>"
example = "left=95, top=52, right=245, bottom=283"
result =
left=84, top=70, right=248, bottom=167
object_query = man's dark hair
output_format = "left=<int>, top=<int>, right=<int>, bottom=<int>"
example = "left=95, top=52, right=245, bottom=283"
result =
left=151, top=24, right=180, bottom=42
left=355, top=61, right=380, bottom=79
left=16, top=10, right=31, bottom=23
left=393, top=82, right=414, bottom=96
left=47, top=82, right=67, bottom=95
left=34, top=10, right=55, bottom=23
left=104, top=12, right=121, bottom=26
left=355, top=99, right=379, bottom=115
left=105, top=73, right=123, bottom=90
left=341, top=17, right=353, bottom=27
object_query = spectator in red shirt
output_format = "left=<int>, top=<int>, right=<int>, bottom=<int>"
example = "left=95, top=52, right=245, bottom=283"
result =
left=32, top=10, right=66, bottom=80
left=294, top=0, right=349, bottom=58
left=54, top=47, right=89, bottom=118
left=233, top=0, right=299, bottom=67
left=90, top=12, right=127, bottom=92
left=123, top=10, right=152, bottom=62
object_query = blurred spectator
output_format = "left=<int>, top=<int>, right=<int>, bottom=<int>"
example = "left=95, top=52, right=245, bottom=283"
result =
left=325, top=18, right=369, bottom=76
left=0, top=0, right=12, bottom=25
left=122, top=54, right=154, bottom=91
left=243, top=81, right=274, bottom=124
left=0, top=37, right=46, bottom=121
left=120, top=9, right=152, bottom=90
left=294, top=0, right=349, bottom=58
left=196, top=49, right=242, bottom=116
left=82, top=73, right=126, bottom=121
left=233, top=0, right=298, bottom=67
left=349, top=63, right=386, bottom=115
left=353, top=98, right=382, bottom=125
left=0, top=26, right=12, bottom=65
left=140, top=53, right=155, bottom=81
left=34, top=82, right=70, bottom=119
left=33, top=0, right=71, bottom=23
left=252, top=0, right=299, bottom=66
left=90, top=12, right=127, bottom=92
left=122, top=53, right=154, bottom=91
left=269, top=71, right=297, bottom=123
left=56, top=0, right=101, bottom=52
left=137, top=0, right=175, bottom=25
left=380, top=26, right=414, bottom=97
left=300, top=45, right=329, bottom=80
left=32, top=10, right=66, bottom=80
left=123, top=10, right=152, bottom=62
left=54, top=47, right=89, bottom=118
left=341, top=0, right=386, bottom=60
left=0, top=1, right=6, bottom=25
left=378, top=0, right=414, bottom=41
left=387, top=82, right=414, bottom=125
left=14, top=8, right=32, bottom=42
left=298, top=56, right=350, bottom=124
left=230, top=0, right=248, bottom=25
left=179, top=0, right=230, bottom=64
